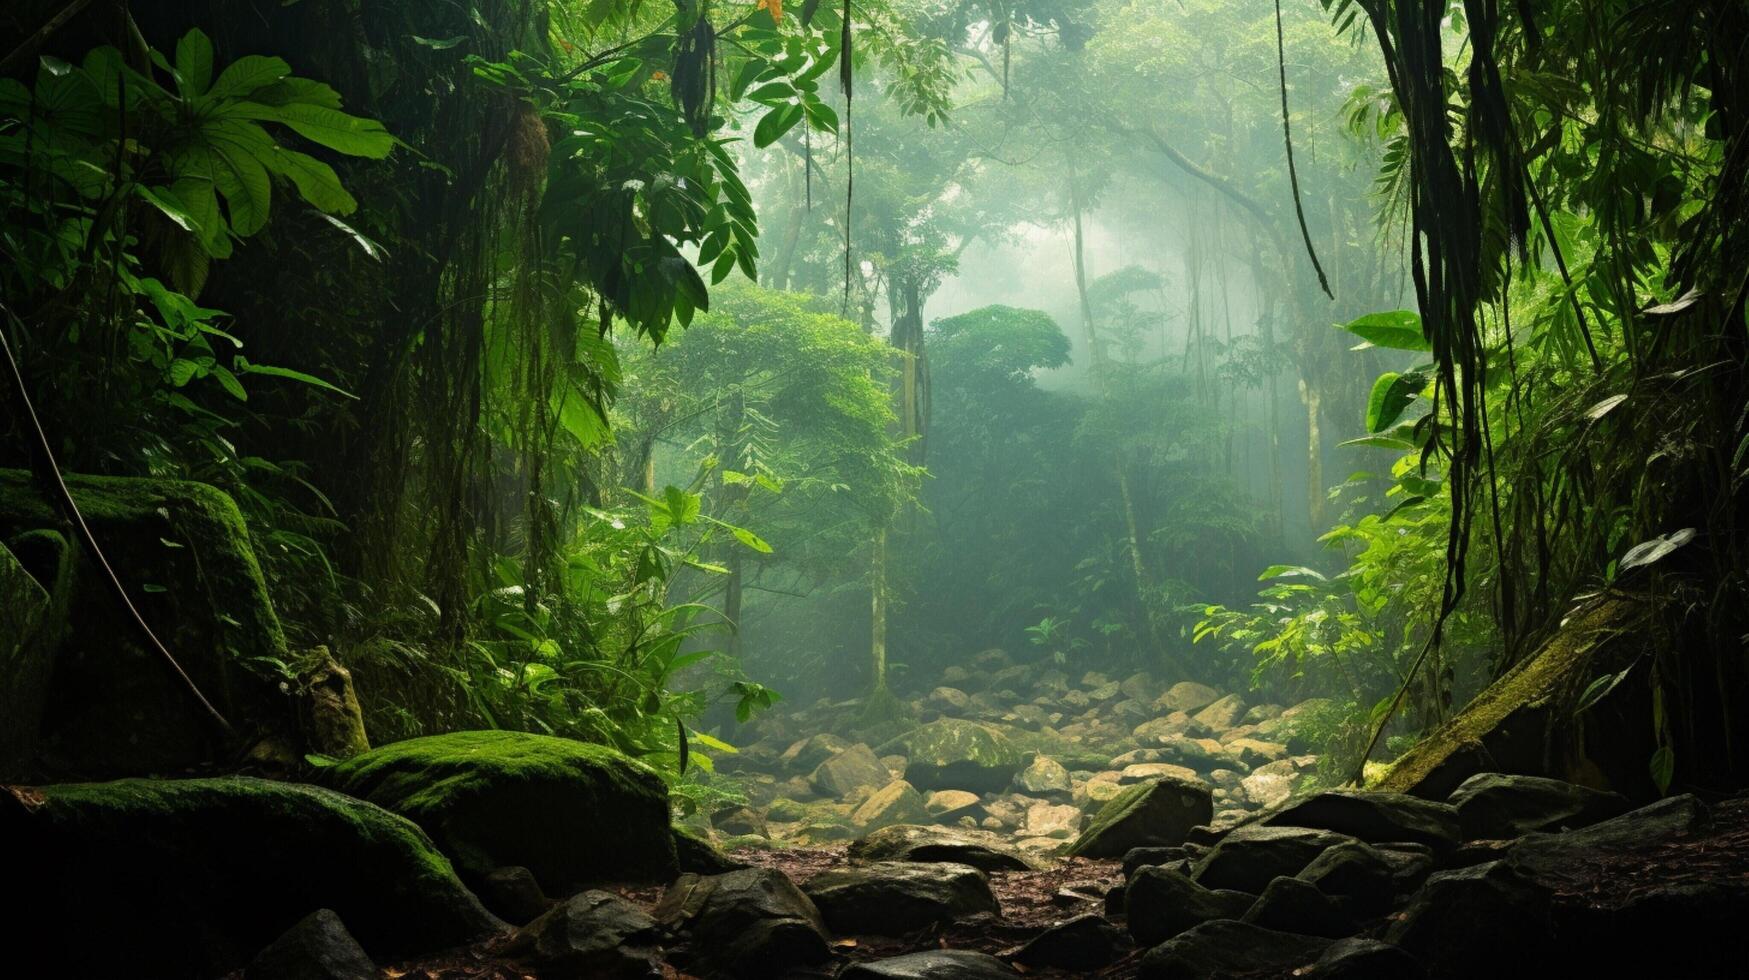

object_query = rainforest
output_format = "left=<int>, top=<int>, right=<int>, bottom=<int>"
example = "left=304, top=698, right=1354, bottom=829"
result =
left=3, top=0, right=1747, bottom=977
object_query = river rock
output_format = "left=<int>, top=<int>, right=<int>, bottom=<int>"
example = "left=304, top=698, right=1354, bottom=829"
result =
left=1241, top=761, right=1298, bottom=808
left=1268, top=790, right=1461, bottom=849
left=880, top=720, right=1022, bottom=793
left=654, top=867, right=831, bottom=978
left=926, top=789, right=985, bottom=821
left=325, top=730, right=676, bottom=889
left=850, top=824, right=1039, bottom=871
left=1446, top=772, right=1632, bottom=839
left=1013, top=913, right=1128, bottom=971
left=246, top=909, right=376, bottom=980
left=1067, top=776, right=1213, bottom=857
left=803, top=861, right=997, bottom=934
left=1015, top=755, right=1072, bottom=796
left=840, top=949, right=1021, bottom=979
left=812, top=743, right=895, bottom=798
left=1192, top=824, right=1356, bottom=893
left=1124, top=865, right=1253, bottom=946
left=1021, top=801, right=1083, bottom=839
left=1191, top=694, right=1247, bottom=731
left=503, top=890, right=664, bottom=978
left=782, top=733, right=851, bottom=772
left=1242, top=874, right=1357, bottom=938
left=475, top=865, right=553, bottom=923
left=852, top=779, right=930, bottom=830
left=3, top=776, right=501, bottom=976
left=1137, top=919, right=1325, bottom=979
left=1120, top=762, right=1200, bottom=784
left=1296, top=840, right=1424, bottom=913
left=1156, top=682, right=1221, bottom=713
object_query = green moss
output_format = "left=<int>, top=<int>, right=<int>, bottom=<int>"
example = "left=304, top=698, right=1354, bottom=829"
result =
left=3, top=775, right=500, bottom=975
left=0, top=541, right=51, bottom=769
left=0, top=470, right=293, bottom=774
left=879, top=719, right=1022, bottom=792
left=326, top=730, right=678, bottom=888
left=1373, top=599, right=1632, bottom=797
left=1065, top=776, right=1212, bottom=857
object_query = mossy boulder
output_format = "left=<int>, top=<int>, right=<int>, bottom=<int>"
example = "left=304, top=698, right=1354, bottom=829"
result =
left=1066, top=776, right=1213, bottom=857
left=0, top=470, right=292, bottom=776
left=1, top=776, right=502, bottom=976
left=1374, top=599, right=1638, bottom=799
left=878, top=720, right=1022, bottom=793
left=0, top=538, right=56, bottom=771
left=325, top=730, right=677, bottom=890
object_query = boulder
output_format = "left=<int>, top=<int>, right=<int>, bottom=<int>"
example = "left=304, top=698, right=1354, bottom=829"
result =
left=812, top=743, right=895, bottom=798
left=1121, top=845, right=1187, bottom=879
left=1155, top=681, right=1221, bottom=714
left=1296, top=840, right=1425, bottom=913
left=1192, top=825, right=1357, bottom=893
left=0, top=537, right=58, bottom=771
left=711, top=805, right=769, bottom=838
left=1372, top=599, right=1637, bottom=798
left=1241, top=761, right=1298, bottom=808
left=246, top=909, right=376, bottom=980
left=298, top=648, right=370, bottom=761
left=1013, top=913, right=1128, bottom=971
left=928, top=687, right=971, bottom=712
left=849, top=824, right=1039, bottom=871
left=1066, top=777, right=1213, bottom=857
left=1191, top=694, right=1247, bottom=731
left=674, top=826, right=748, bottom=874
left=1242, top=875, right=1357, bottom=938
left=1306, top=938, right=1425, bottom=979
left=781, top=732, right=851, bottom=772
left=503, top=890, right=664, bottom=978
left=925, top=789, right=985, bottom=822
left=325, top=730, right=676, bottom=889
left=1124, top=865, right=1253, bottom=946
left=1446, top=772, right=1632, bottom=839
left=1268, top=790, right=1461, bottom=849
left=1119, top=762, right=1200, bottom=785
left=1385, top=861, right=1551, bottom=977
left=474, top=865, right=553, bottom=924
left=1020, top=801, right=1083, bottom=839
left=1506, top=794, right=1709, bottom=875
left=0, top=472, right=292, bottom=776
left=1227, top=737, right=1287, bottom=768
left=3, top=776, right=501, bottom=976
left=803, top=861, right=997, bottom=934
left=852, top=779, right=930, bottom=830
left=654, top=868, right=831, bottom=978
left=840, top=949, right=1021, bottom=979
left=1014, top=755, right=1072, bottom=796
left=880, top=720, right=1022, bottom=793
left=1137, top=919, right=1330, bottom=980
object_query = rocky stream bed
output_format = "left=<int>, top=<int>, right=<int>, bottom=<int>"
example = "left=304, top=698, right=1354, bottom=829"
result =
left=6, top=657, right=1749, bottom=978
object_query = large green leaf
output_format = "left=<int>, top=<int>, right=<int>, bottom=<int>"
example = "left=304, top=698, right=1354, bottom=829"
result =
left=174, top=29, right=214, bottom=98
left=1365, top=370, right=1426, bottom=432
left=753, top=102, right=803, bottom=148
left=1337, top=310, right=1430, bottom=351
left=206, top=55, right=291, bottom=101
left=264, top=146, right=357, bottom=214
left=232, top=102, right=394, bottom=158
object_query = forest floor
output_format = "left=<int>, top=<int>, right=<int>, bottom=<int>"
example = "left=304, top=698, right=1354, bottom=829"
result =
left=375, top=796, right=1749, bottom=979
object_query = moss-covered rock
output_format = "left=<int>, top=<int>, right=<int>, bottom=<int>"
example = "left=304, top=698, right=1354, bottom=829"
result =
left=1066, top=776, right=1213, bottom=857
left=1, top=776, right=502, bottom=976
left=0, top=470, right=292, bottom=776
left=878, top=720, right=1023, bottom=793
left=1374, top=599, right=1636, bottom=798
left=325, top=730, right=677, bottom=890
left=0, top=539, right=54, bottom=770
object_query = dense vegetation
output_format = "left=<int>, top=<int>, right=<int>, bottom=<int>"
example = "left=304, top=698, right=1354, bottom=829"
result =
left=5, top=0, right=1749, bottom=935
